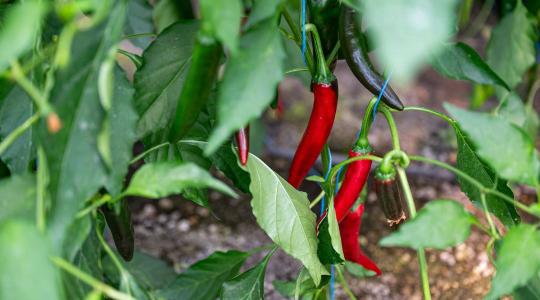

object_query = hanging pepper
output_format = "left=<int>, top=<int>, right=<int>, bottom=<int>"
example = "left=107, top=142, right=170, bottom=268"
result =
left=339, top=6, right=404, bottom=110
left=308, top=0, right=340, bottom=67
left=234, top=126, right=250, bottom=166
left=288, top=26, right=338, bottom=188
left=340, top=204, right=382, bottom=275
left=334, top=98, right=377, bottom=222
left=374, top=166, right=406, bottom=228
left=100, top=199, right=134, bottom=261
left=168, top=30, right=222, bottom=142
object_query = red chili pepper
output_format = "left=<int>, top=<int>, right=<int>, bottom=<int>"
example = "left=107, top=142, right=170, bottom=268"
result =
left=340, top=204, right=382, bottom=275
left=288, top=80, right=338, bottom=188
left=234, top=126, right=250, bottom=166
left=334, top=147, right=372, bottom=222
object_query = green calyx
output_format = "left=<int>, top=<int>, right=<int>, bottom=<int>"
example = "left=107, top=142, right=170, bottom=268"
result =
left=375, top=166, right=396, bottom=181
left=305, top=24, right=335, bottom=84
left=351, top=143, right=372, bottom=155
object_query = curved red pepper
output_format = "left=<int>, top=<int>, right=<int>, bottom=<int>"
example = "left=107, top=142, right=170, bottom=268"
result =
left=340, top=204, right=381, bottom=275
left=234, top=126, right=250, bottom=166
left=334, top=148, right=372, bottom=222
left=288, top=80, right=338, bottom=188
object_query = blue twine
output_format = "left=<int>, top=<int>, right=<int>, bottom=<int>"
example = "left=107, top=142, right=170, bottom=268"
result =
left=301, top=0, right=307, bottom=64
left=371, top=73, right=392, bottom=122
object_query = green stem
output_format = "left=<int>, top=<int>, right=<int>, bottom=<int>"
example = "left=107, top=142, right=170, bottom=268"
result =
left=129, top=142, right=169, bottom=164
left=36, top=146, right=48, bottom=233
left=527, top=79, right=540, bottom=109
left=357, top=97, right=378, bottom=146
left=328, top=154, right=382, bottom=187
left=0, top=113, right=39, bottom=156
left=379, top=149, right=410, bottom=175
left=335, top=265, right=357, bottom=300
left=396, top=167, right=431, bottom=299
left=310, top=190, right=326, bottom=208
left=326, top=41, right=341, bottom=66
left=282, top=9, right=314, bottom=74
left=403, top=106, right=455, bottom=126
left=409, top=155, right=539, bottom=217
left=480, top=193, right=500, bottom=239
left=95, top=216, right=126, bottom=274
left=304, top=24, right=334, bottom=82
left=122, top=32, right=157, bottom=39
left=52, top=257, right=135, bottom=300
left=379, top=106, right=401, bottom=150
left=76, top=195, right=112, bottom=218
left=285, top=67, right=310, bottom=74
left=10, top=61, right=52, bottom=115
left=463, top=0, right=495, bottom=38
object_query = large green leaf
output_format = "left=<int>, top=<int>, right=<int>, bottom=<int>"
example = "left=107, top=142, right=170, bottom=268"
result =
left=430, top=42, right=509, bottom=89
left=155, top=250, right=249, bottom=300
left=514, top=275, right=540, bottom=300
left=124, top=0, right=154, bottom=49
left=486, top=224, right=540, bottom=299
left=453, top=125, right=520, bottom=227
left=153, top=0, right=194, bottom=33
left=380, top=200, right=475, bottom=249
left=445, top=103, right=539, bottom=186
left=0, top=83, right=34, bottom=174
left=134, top=21, right=199, bottom=138
left=0, top=174, right=35, bottom=223
left=39, top=2, right=128, bottom=249
left=317, top=199, right=344, bottom=264
left=205, top=17, right=285, bottom=155
left=104, top=68, right=138, bottom=196
left=199, top=0, right=242, bottom=53
left=498, top=92, right=539, bottom=141
left=0, top=0, right=46, bottom=72
left=245, top=0, right=283, bottom=29
left=245, top=154, right=328, bottom=285
left=486, top=0, right=536, bottom=89
left=0, top=220, right=62, bottom=300
left=221, top=249, right=275, bottom=300
left=362, top=0, right=459, bottom=80
left=124, top=161, right=237, bottom=202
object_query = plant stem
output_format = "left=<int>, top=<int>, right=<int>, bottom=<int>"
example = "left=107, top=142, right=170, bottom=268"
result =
left=0, top=113, right=39, bottom=156
left=10, top=60, right=52, bottom=115
left=403, top=106, right=455, bottom=125
left=310, top=190, right=326, bottom=208
left=52, top=257, right=135, bottom=300
left=409, top=155, right=539, bottom=217
left=463, top=0, right=495, bottom=38
left=36, top=146, right=48, bottom=233
left=480, top=193, right=500, bottom=239
left=285, top=67, right=310, bottom=74
left=76, top=194, right=112, bottom=218
left=129, top=142, right=169, bottom=164
left=326, top=40, right=340, bottom=66
left=379, top=107, right=401, bottom=150
left=282, top=8, right=314, bottom=73
left=95, top=216, right=125, bottom=274
left=328, top=154, right=382, bottom=187
left=335, top=265, right=357, bottom=300
left=396, top=167, right=431, bottom=300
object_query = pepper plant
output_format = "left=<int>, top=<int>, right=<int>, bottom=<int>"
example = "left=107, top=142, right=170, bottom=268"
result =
left=0, top=0, right=539, bottom=299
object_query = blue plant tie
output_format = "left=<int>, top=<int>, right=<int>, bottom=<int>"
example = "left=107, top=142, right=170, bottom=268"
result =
left=330, top=265, right=335, bottom=300
left=372, top=73, right=392, bottom=121
left=301, top=0, right=307, bottom=64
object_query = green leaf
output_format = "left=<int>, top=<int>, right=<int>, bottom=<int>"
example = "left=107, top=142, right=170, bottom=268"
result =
left=445, top=103, right=539, bottom=186
left=153, top=0, right=194, bottom=33
left=210, top=144, right=251, bottom=194
left=38, top=2, right=128, bottom=249
left=199, top=0, right=242, bottom=53
left=124, top=161, right=237, bottom=200
left=0, top=0, right=46, bottom=72
left=453, top=125, right=520, bottom=227
left=362, top=0, right=459, bottom=80
left=498, top=92, right=539, bottom=141
left=134, top=21, right=199, bottom=138
left=62, top=215, right=92, bottom=261
left=486, top=224, right=540, bottom=299
left=245, top=154, right=328, bottom=285
left=104, top=68, right=138, bottom=196
left=104, top=251, right=177, bottom=291
left=205, top=17, right=285, bottom=155
left=430, top=42, right=509, bottom=89
left=124, top=0, right=154, bottom=49
left=514, top=274, right=540, bottom=300
left=221, top=249, right=275, bottom=300
left=155, top=250, right=249, bottom=300
left=0, top=174, right=35, bottom=223
left=486, top=0, right=537, bottom=89
left=345, top=261, right=377, bottom=278
left=317, top=200, right=344, bottom=264
left=245, top=0, right=283, bottom=28
left=0, top=220, right=62, bottom=300
left=0, top=83, right=34, bottom=174
left=380, top=200, right=475, bottom=249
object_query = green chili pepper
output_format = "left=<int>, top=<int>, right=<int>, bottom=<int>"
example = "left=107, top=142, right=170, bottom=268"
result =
left=339, top=6, right=404, bottom=110
left=308, top=0, right=340, bottom=64
left=100, top=199, right=134, bottom=261
left=168, top=34, right=222, bottom=142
